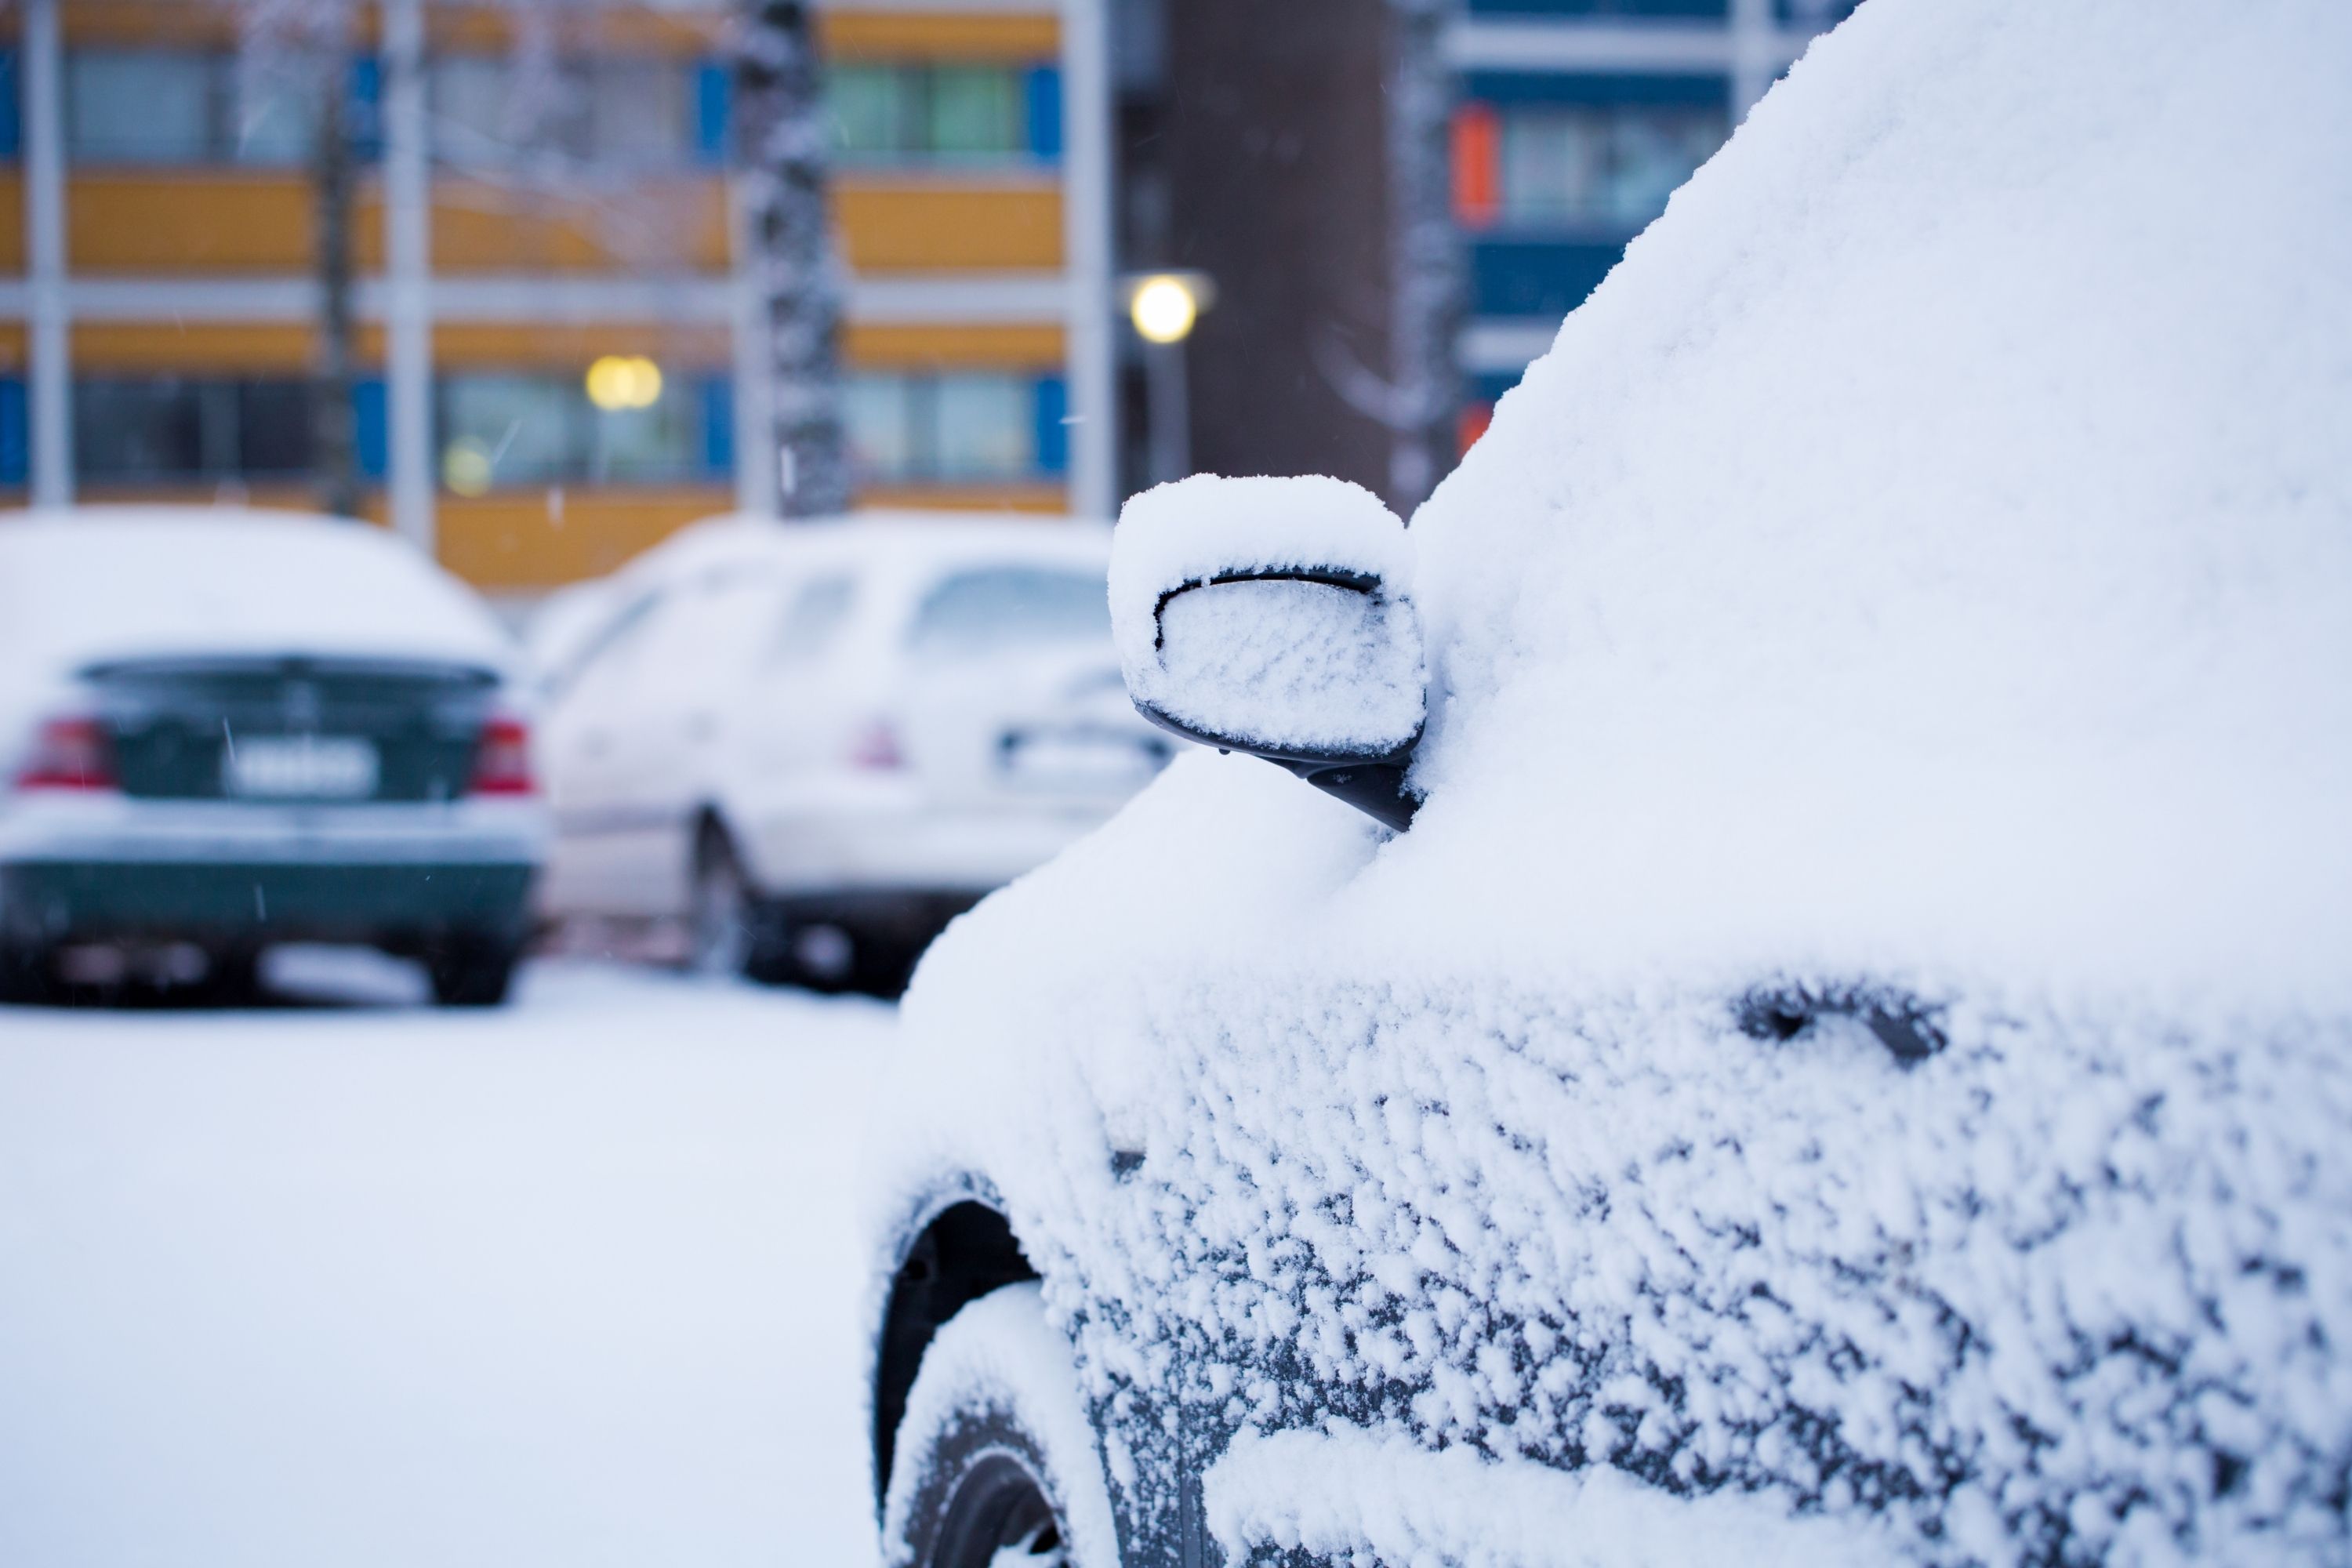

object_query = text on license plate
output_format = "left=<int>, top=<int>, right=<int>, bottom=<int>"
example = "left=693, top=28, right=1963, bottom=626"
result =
left=223, top=735, right=381, bottom=800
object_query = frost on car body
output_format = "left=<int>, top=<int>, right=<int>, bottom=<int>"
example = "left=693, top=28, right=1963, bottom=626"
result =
left=871, top=1, right=2352, bottom=1564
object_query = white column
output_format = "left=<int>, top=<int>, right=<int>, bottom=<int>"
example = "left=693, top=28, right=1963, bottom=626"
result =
left=1729, top=0, right=1780, bottom=118
left=23, top=0, right=71, bottom=508
left=383, top=0, right=435, bottom=554
left=1059, top=0, right=1117, bottom=519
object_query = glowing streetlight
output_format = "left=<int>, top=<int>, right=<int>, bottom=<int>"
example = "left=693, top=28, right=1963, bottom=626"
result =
left=441, top=438, right=494, bottom=496
left=585, top=355, right=664, bottom=412
left=1129, top=274, right=1201, bottom=345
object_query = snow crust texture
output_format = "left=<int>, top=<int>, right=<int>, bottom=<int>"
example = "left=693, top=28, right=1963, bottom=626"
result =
left=1112, top=477, right=1424, bottom=756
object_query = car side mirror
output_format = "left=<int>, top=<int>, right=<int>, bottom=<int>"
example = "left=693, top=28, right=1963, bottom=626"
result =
left=1110, top=474, right=1426, bottom=831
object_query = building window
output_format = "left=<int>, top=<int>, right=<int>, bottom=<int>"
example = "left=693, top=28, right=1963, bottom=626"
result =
left=72, top=378, right=317, bottom=482
left=828, top=64, right=1029, bottom=161
left=437, top=372, right=714, bottom=491
left=1497, top=103, right=1728, bottom=229
left=65, top=49, right=331, bottom=166
left=846, top=373, right=1040, bottom=484
left=429, top=56, right=697, bottom=170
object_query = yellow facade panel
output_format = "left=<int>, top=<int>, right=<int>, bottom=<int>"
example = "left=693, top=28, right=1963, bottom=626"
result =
left=434, top=321, right=731, bottom=370
left=855, top=482, right=1068, bottom=516
left=437, top=487, right=735, bottom=590
left=843, top=321, right=1065, bottom=369
left=429, top=179, right=731, bottom=274
left=60, top=2, right=243, bottom=49
left=68, top=178, right=1056, bottom=278
left=0, top=172, right=23, bottom=272
left=834, top=183, right=1062, bottom=272
left=821, top=13, right=1060, bottom=61
left=67, top=176, right=732, bottom=276
left=426, top=5, right=725, bottom=57
left=70, top=321, right=370, bottom=372
left=69, top=175, right=366, bottom=272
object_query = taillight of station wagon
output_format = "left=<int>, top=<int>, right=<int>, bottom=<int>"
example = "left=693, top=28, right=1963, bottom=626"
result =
left=468, top=715, right=536, bottom=797
left=13, top=714, right=118, bottom=793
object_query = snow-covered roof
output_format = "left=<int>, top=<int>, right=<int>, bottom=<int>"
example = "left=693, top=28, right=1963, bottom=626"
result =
left=0, top=508, right=514, bottom=673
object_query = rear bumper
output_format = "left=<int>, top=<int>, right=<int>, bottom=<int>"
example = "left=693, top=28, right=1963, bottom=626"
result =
left=0, top=858, right=536, bottom=946
left=0, top=793, right=546, bottom=945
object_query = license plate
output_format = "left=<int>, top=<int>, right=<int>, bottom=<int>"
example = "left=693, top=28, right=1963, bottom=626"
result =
left=1000, top=731, right=1166, bottom=791
left=223, top=735, right=380, bottom=800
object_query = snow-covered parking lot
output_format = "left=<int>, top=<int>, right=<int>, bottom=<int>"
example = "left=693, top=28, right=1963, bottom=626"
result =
left=0, top=959, right=892, bottom=1568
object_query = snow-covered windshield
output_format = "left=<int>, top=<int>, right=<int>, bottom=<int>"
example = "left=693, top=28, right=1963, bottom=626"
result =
left=906, top=567, right=1112, bottom=661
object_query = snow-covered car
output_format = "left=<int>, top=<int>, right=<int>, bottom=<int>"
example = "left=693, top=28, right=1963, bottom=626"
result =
left=865, top=5, right=2352, bottom=1566
left=0, top=509, right=546, bottom=1005
left=536, top=515, right=1173, bottom=992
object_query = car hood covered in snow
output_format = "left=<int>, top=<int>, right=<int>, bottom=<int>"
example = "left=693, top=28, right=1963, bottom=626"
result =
left=884, top=2, right=2352, bottom=1563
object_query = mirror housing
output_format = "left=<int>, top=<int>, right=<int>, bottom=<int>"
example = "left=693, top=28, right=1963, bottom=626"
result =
left=1110, top=475, right=1426, bottom=830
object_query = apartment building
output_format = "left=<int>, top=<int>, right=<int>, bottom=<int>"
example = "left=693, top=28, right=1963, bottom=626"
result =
left=0, top=0, right=1113, bottom=596
left=1124, top=0, right=1860, bottom=510
left=1449, top=0, right=1857, bottom=441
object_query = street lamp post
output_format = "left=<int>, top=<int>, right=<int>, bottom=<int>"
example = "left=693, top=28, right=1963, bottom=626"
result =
left=1124, top=271, right=1214, bottom=488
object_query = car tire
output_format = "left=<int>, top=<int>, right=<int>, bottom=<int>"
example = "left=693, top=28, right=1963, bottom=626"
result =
left=195, top=947, right=263, bottom=1007
left=883, top=1283, right=1119, bottom=1568
left=0, top=941, right=59, bottom=1005
left=423, top=935, right=521, bottom=1008
left=688, top=829, right=757, bottom=980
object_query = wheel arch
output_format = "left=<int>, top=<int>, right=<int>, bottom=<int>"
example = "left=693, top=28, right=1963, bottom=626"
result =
left=872, top=1179, right=1040, bottom=1518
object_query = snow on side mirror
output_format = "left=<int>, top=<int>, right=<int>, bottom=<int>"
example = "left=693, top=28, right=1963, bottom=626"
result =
left=1110, top=474, right=1426, bottom=831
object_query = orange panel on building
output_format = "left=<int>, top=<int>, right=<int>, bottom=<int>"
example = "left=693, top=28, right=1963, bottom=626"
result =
left=436, top=487, right=736, bottom=592
left=843, top=322, right=1066, bottom=369
left=69, top=175, right=370, bottom=272
left=821, top=12, right=1060, bottom=61
left=427, top=179, right=731, bottom=274
left=71, top=321, right=362, bottom=372
left=433, top=321, right=731, bottom=371
left=855, top=482, right=1069, bottom=517
left=0, top=173, right=24, bottom=272
left=833, top=183, right=1063, bottom=272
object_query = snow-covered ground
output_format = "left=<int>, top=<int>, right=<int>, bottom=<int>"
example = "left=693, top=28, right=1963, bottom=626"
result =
left=0, top=956, right=892, bottom=1568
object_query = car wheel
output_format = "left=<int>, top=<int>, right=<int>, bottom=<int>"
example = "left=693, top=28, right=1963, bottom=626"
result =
left=195, top=947, right=263, bottom=1007
left=0, top=941, right=59, bottom=1005
left=688, top=832, right=755, bottom=979
left=883, top=1283, right=1117, bottom=1568
left=424, top=934, right=521, bottom=1008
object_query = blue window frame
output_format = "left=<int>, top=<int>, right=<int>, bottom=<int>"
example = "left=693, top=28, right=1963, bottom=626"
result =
left=700, top=377, right=735, bottom=475
left=354, top=378, right=388, bottom=481
left=0, top=50, right=20, bottom=162
left=1024, top=66, right=1062, bottom=161
left=0, top=378, right=27, bottom=487
left=1033, top=376, right=1068, bottom=475
left=695, top=60, right=732, bottom=165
